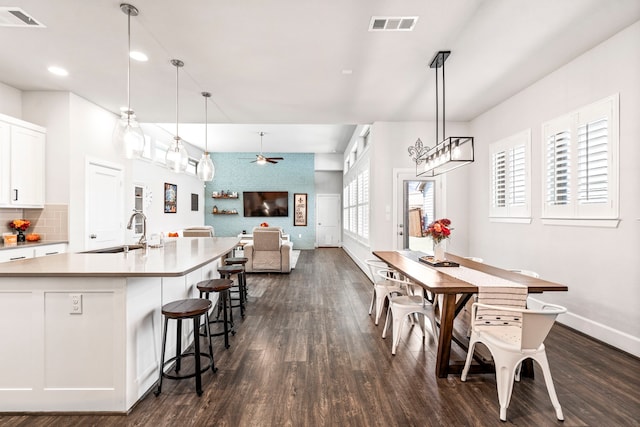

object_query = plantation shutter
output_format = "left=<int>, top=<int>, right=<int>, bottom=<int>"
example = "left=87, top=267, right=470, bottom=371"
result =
left=491, top=150, right=506, bottom=208
left=509, top=145, right=526, bottom=207
left=577, top=118, right=608, bottom=205
left=545, top=130, right=571, bottom=207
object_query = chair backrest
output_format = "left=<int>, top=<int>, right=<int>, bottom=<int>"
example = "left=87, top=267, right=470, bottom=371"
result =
left=509, top=269, right=540, bottom=278
left=253, top=230, right=282, bottom=251
left=472, top=302, right=566, bottom=350
left=183, top=226, right=214, bottom=237
left=364, top=258, right=387, bottom=282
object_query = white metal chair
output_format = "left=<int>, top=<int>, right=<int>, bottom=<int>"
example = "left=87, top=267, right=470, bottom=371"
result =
left=381, top=273, right=438, bottom=355
left=365, top=263, right=406, bottom=326
left=461, top=302, right=567, bottom=422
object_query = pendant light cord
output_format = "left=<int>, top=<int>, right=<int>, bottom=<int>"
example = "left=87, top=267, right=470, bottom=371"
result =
left=175, top=63, right=179, bottom=138
left=126, top=8, right=132, bottom=126
left=204, top=94, right=208, bottom=152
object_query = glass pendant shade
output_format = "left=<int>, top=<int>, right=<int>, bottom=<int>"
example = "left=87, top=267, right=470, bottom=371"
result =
left=166, top=138, right=189, bottom=173
left=113, top=4, right=145, bottom=159
left=197, top=91, right=215, bottom=182
left=197, top=152, right=215, bottom=181
left=114, top=111, right=145, bottom=159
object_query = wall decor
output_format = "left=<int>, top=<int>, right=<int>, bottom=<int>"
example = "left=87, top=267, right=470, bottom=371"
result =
left=164, top=182, right=177, bottom=213
left=294, top=193, right=307, bottom=226
left=191, top=193, right=199, bottom=211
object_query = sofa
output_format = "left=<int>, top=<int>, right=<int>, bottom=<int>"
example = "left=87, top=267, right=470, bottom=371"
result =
left=244, top=226, right=293, bottom=273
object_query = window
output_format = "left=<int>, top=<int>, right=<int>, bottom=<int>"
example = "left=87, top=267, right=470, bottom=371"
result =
left=489, top=130, right=531, bottom=220
left=542, top=94, right=619, bottom=222
left=357, top=169, right=369, bottom=239
left=343, top=161, right=370, bottom=243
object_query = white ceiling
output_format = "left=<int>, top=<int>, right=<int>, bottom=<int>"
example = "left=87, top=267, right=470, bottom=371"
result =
left=1, top=0, right=638, bottom=153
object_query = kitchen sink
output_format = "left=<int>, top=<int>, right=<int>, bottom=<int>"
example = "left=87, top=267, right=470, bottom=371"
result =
left=83, top=244, right=145, bottom=254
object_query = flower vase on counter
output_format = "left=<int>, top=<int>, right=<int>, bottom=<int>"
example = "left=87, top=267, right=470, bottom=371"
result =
left=8, top=219, right=30, bottom=243
left=17, top=230, right=25, bottom=242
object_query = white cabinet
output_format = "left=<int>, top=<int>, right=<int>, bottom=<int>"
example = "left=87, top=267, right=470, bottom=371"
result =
left=33, top=243, right=67, bottom=257
left=0, top=247, right=34, bottom=263
left=0, top=243, right=67, bottom=263
left=0, top=114, right=46, bottom=208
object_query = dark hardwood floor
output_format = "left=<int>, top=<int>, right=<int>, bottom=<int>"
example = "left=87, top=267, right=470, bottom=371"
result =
left=1, top=248, right=639, bottom=426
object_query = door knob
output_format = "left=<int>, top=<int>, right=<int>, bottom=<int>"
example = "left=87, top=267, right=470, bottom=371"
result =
left=90, top=234, right=97, bottom=239
left=398, top=231, right=403, bottom=236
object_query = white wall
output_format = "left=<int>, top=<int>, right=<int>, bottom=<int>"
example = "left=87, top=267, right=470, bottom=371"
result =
left=21, top=90, right=205, bottom=252
left=314, top=171, right=342, bottom=194
left=341, top=120, right=471, bottom=272
left=468, top=21, right=640, bottom=355
left=0, top=81, right=21, bottom=118
left=315, top=153, right=343, bottom=171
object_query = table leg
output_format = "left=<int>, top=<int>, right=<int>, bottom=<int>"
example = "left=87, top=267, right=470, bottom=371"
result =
left=436, top=293, right=457, bottom=378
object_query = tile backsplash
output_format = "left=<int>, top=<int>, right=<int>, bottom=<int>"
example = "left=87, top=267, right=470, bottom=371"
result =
left=1, top=204, right=69, bottom=241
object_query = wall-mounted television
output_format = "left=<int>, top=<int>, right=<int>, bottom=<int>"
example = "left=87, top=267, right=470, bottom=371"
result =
left=243, top=191, right=289, bottom=217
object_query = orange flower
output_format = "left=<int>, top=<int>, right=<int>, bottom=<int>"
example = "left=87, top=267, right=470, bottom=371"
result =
left=8, top=219, right=30, bottom=232
left=424, top=218, right=453, bottom=244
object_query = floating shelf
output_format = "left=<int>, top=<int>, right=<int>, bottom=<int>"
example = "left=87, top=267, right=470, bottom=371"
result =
left=212, top=212, right=238, bottom=215
left=212, top=195, right=238, bottom=199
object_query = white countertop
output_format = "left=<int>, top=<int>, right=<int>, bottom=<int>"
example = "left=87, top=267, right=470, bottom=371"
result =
left=0, top=237, right=238, bottom=277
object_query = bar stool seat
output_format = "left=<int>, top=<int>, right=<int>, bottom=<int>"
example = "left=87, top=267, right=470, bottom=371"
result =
left=197, top=278, right=234, bottom=349
left=218, top=264, right=246, bottom=317
left=155, top=298, right=215, bottom=397
left=224, top=257, right=249, bottom=303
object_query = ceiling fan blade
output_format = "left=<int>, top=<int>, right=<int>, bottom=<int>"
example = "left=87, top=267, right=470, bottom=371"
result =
left=267, top=157, right=284, bottom=160
left=266, top=159, right=278, bottom=164
left=249, top=160, right=258, bottom=163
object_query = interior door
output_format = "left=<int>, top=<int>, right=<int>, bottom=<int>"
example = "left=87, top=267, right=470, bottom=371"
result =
left=86, top=161, right=124, bottom=250
left=316, top=193, right=341, bottom=247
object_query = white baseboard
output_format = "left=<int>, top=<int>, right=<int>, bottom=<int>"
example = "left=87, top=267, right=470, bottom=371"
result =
left=528, top=296, right=640, bottom=357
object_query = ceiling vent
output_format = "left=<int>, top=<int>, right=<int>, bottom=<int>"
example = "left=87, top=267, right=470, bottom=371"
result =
left=0, top=7, right=45, bottom=27
left=369, top=16, right=418, bottom=32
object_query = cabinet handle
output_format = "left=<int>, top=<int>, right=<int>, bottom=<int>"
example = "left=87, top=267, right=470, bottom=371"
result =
left=10, top=256, right=26, bottom=261
left=13, top=189, right=18, bottom=201
left=45, top=252, right=59, bottom=256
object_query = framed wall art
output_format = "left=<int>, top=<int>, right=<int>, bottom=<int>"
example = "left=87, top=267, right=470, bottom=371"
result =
left=164, top=183, right=177, bottom=213
left=294, top=193, right=307, bottom=226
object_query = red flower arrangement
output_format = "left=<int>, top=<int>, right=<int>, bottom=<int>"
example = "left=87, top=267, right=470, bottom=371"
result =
left=260, top=222, right=269, bottom=227
left=8, top=219, right=30, bottom=232
left=424, top=218, right=452, bottom=245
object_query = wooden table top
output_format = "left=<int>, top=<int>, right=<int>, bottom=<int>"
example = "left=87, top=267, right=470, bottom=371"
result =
left=372, top=251, right=568, bottom=294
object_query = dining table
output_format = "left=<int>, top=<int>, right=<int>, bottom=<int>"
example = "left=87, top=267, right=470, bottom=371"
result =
left=373, top=250, right=568, bottom=378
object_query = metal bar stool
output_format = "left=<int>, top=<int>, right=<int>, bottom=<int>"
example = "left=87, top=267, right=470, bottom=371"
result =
left=197, top=278, right=234, bottom=349
left=224, top=257, right=248, bottom=303
left=217, top=264, right=246, bottom=318
left=155, top=298, right=216, bottom=397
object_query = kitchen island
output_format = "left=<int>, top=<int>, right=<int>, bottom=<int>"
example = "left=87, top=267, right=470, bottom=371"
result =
left=0, top=237, right=238, bottom=412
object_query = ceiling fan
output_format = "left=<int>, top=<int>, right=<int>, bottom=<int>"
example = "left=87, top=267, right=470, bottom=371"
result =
left=250, top=132, right=284, bottom=164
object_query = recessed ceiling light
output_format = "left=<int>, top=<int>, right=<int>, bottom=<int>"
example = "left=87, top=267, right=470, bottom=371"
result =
left=341, top=69, right=353, bottom=75
left=47, top=66, right=68, bottom=76
left=129, top=51, right=148, bottom=61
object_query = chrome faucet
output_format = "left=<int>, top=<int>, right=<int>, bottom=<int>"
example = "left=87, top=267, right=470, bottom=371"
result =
left=126, top=209, right=147, bottom=246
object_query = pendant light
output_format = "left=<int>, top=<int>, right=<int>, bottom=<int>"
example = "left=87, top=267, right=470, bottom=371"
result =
left=417, top=51, right=474, bottom=177
left=113, top=3, right=146, bottom=159
left=165, top=59, right=189, bottom=173
left=196, top=92, right=215, bottom=182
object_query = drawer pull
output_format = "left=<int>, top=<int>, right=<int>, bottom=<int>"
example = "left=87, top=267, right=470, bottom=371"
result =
left=45, top=252, right=59, bottom=255
left=10, top=256, right=26, bottom=261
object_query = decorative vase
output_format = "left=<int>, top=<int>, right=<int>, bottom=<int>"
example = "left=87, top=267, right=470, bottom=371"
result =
left=17, top=230, right=25, bottom=242
left=433, top=240, right=446, bottom=261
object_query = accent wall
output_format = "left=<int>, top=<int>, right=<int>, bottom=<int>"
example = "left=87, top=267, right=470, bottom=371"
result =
left=205, top=152, right=315, bottom=249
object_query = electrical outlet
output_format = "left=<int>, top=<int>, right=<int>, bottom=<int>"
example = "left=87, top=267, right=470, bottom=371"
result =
left=69, top=293, right=82, bottom=314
